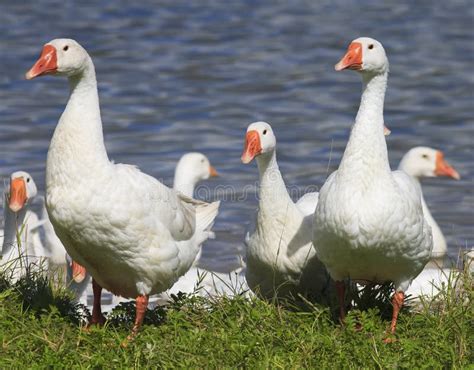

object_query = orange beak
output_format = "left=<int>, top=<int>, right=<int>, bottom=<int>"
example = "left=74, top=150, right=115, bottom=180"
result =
left=9, top=177, right=27, bottom=213
left=335, top=42, right=363, bottom=71
left=25, top=44, right=58, bottom=80
left=71, top=261, right=87, bottom=283
left=435, top=151, right=460, bottom=180
left=209, top=165, right=218, bottom=177
left=241, top=130, right=262, bottom=164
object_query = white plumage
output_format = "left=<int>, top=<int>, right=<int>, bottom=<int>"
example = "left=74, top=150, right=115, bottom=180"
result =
left=397, top=147, right=462, bottom=300
left=242, top=121, right=330, bottom=300
left=173, top=152, right=218, bottom=198
left=398, top=146, right=460, bottom=267
left=1, top=171, right=46, bottom=281
left=313, top=38, right=433, bottom=334
left=26, top=38, right=220, bottom=336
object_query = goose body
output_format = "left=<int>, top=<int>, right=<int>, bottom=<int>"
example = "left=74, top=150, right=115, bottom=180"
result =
left=41, top=202, right=69, bottom=267
left=313, top=38, right=433, bottom=334
left=26, top=39, right=219, bottom=336
left=242, top=122, right=329, bottom=300
left=45, top=139, right=217, bottom=300
left=41, top=203, right=90, bottom=303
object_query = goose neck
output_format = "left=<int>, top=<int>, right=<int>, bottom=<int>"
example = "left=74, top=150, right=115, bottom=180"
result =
left=339, top=71, right=390, bottom=176
left=3, top=206, right=28, bottom=246
left=47, top=58, right=109, bottom=188
left=256, top=150, right=291, bottom=207
left=357, top=72, right=387, bottom=123
left=173, top=174, right=197, bottom=198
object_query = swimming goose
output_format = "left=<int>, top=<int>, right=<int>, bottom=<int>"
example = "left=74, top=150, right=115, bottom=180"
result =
left=26, top=39, right=220, bottom=339
left=1, top=171, right=45, bottom=280
left=242, top=121, right=330, bottom=300
left=398, top=147, right=460, bottom=268
left=313, top=38, right=433, bottom=336
left=173, top=152, right=218, bottom=198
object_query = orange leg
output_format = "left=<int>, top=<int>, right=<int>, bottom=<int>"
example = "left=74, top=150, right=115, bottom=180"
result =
left=336, top=280, right=346, bottom=323
left=123, top=294, right=149, bottom=344
left=389, top=291, right=405, bottom=334
left=89, top=279, right=106, bottom=326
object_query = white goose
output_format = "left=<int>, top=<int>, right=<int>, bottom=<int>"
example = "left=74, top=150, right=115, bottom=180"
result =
left=313, top=38, right=433, bottom=336
left=1, top=170, right=89, bottom=302
left=241, top=121, right=330, bottom=300
left=173, top=152, right=218, bottom=198
left=1, top=171, right=45, bottom=281
left=397, top=147, right=462, bottom=299
left=168, top=152, right=249, bottom=298
left=398, top=147, right=460, bottom=268
left=173, top=152, right=218, bottom=265
left=26, top=39, right=220, bottom=338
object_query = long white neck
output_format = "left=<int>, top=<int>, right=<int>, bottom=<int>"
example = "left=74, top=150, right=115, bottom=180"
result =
left=46, top=59, right=109, bottom=191
left=256, top=150, right=293, bottom=217
left=173, top=172, right=198, bottom=198
left=2, top=201, right=28, bottom=249
left=339, top=72, right=391, bottom=178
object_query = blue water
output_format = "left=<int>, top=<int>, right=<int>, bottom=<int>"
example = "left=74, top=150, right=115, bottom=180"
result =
left=0, top=1, right=472, bottom=271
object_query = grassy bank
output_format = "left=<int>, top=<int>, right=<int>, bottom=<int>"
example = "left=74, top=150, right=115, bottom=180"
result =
left=0, top=271, right=472, bottom=368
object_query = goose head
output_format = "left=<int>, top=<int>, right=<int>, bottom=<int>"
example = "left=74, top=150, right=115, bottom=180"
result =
left=7, top=171, right=37, bottom=213
left=175, top=152, right=218, bottom=184
left=241, top=121, right=276, bottom=164
left=335, top=37, right=389, bottom=75
left=26, top=39, right=90, bottom=80
left=399, top=147, right=460, bottom=180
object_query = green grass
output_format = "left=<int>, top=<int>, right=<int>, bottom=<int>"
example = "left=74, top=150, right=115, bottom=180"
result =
left=0, top=268, right=472, bottom=368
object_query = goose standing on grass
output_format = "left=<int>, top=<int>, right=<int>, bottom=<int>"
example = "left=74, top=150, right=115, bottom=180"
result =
left=313, top=38, right=433, bottom=337
left=1, top=171, right=45, bottom=280
left=25, top=39, right=220, bottom=340
left=241, top=121, right=330, bottom=301
left=398, top=147, right=460, bottom=268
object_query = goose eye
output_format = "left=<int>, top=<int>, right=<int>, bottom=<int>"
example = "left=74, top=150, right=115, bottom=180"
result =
left=63, top=45, right=69, bottom=51
left=27, top=178, right=30, bottom=183
left=422, top=154, right=429, bottom=159
left=368, top=44, right=374, bottom=50
left=263, top=129, right=267, bottom=135
left=201, top=159, right=205, bottom=163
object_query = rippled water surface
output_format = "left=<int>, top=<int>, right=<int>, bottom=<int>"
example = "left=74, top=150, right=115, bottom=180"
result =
left=0, top=1, right=472, bottom=271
